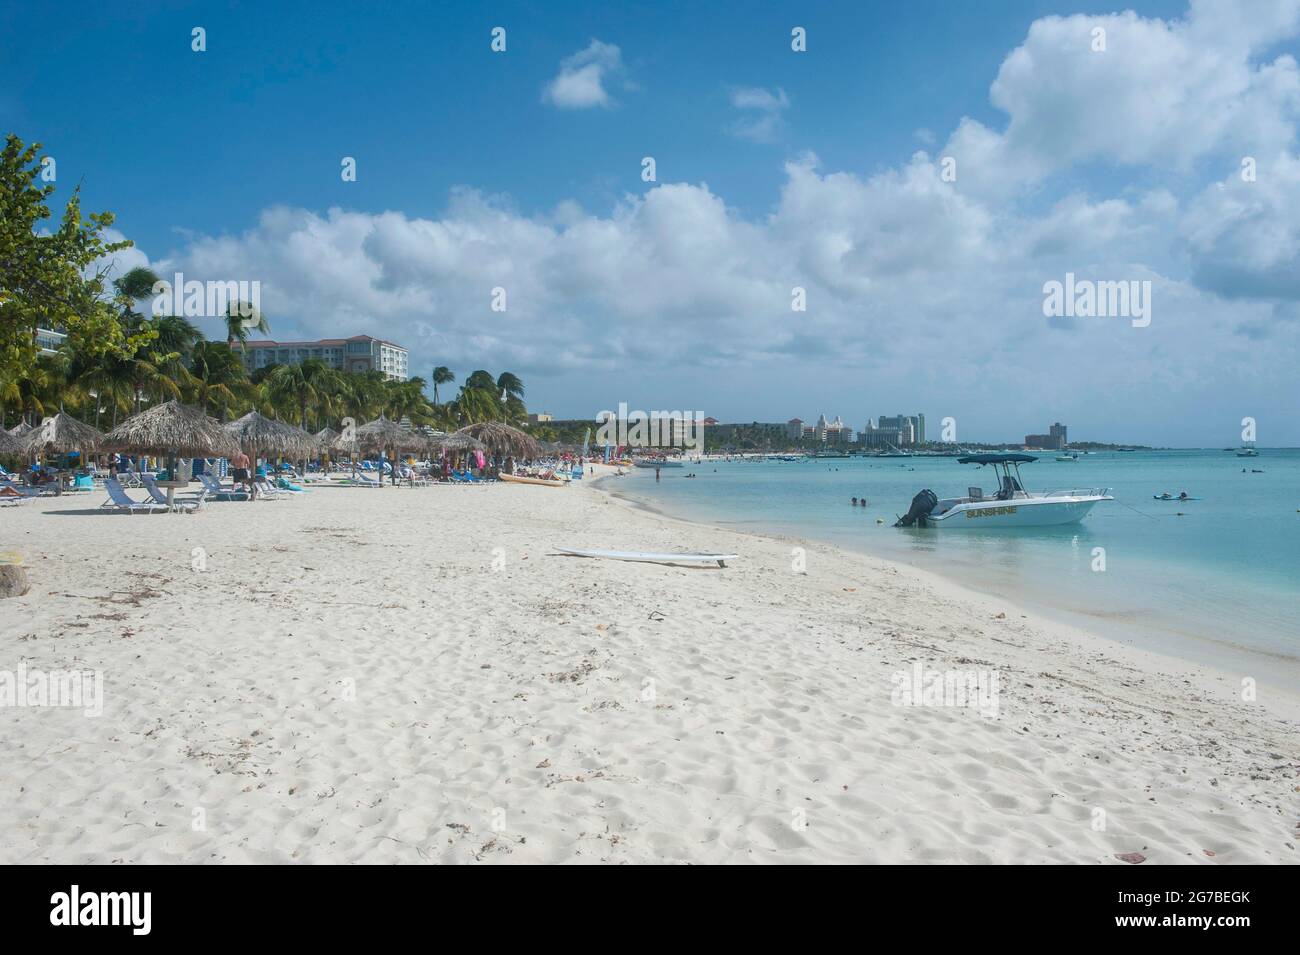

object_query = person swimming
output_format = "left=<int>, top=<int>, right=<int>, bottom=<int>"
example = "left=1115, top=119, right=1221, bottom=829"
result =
left=851, top=497, right=858, bottom=506
left=1178, top=491, right=1189, bottom=500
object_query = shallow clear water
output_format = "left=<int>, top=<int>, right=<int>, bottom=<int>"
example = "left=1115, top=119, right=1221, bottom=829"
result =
left=610, top=450, right=1300, bottom=675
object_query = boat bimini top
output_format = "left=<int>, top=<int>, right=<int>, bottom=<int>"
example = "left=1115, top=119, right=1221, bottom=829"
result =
left=958, top=454, right=1037, bottom=501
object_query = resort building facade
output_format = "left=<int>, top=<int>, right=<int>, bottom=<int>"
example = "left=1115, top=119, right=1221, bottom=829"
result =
left=1025, top=422, right=1068, bottom=450
left=860, top=413, right=925, bottom=447
left=786, top=415, right=854, bottom=444
left=239, top=335, right=409, bottom=380
left=36, top=326, right=66, bottom=355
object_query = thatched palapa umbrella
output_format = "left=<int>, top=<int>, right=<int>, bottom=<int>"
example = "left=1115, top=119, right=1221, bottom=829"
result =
left=430, top=432, right=484, bottom=454
left=25, top=413, right=104, bottom=457
left=454, top=422, right=541, bottom=460
left=226, top=412, right=318, bottom=484
left=314, top=427, right=339, bottom=451
left=333, top=415, right=423, bottom=485
left=0, top=427, right=25, bottom=456
left=313, top=427, right=340, bottom=473
left=25, top=413, right=104, bottom=485
left=225, top=412, right=317, bottom=458
left=103, top=400, right=240, bottom=482
left=7, top=421, right=34, bottom=438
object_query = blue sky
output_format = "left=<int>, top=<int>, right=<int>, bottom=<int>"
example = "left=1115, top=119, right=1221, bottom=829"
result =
left=4, top=0, right=1298, bottom=445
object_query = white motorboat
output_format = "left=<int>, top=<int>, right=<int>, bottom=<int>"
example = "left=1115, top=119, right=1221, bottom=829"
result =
left=1235, top=446, right=1259, bottom=457
left=895, top=454, right=1112, bottom=528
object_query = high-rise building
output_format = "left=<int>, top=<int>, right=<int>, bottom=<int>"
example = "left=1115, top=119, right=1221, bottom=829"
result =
left=788, top=415, right=853, bottom=444
left=1025, top=423, right=1068, bottom=450
left=239, top=335, right=409, bottom=380
left=867, top=414, right=925, bottom=446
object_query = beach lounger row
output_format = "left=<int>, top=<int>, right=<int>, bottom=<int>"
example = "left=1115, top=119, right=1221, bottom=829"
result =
left=101, top=477, right=206, bottom=514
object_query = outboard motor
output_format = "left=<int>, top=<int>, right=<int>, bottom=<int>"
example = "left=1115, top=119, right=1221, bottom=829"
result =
left=895, top=489, right=938, bottom=527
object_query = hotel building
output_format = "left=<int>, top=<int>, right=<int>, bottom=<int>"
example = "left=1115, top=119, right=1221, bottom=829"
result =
left=861, top=413, right=925, bottom=448
left=1025, top=422, right=1068, bottom=450
left=239, top=335, right=409, bottom=380
left=787, top=414, right=854, bottom=444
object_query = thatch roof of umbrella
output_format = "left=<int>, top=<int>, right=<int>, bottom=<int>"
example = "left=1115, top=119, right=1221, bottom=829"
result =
left=7, top=421, right=33, bottom=437
left=454, top=422, right=541, bottom=458
left=313, top=427, right=339, bottom=452
left=432, top=432, right=486, bottom=453
left=103, top=400, right=241, bottom=458
left=0, top=427, right=25, bottom=455
left=24, top=413, right=104, bottom=456
left=225, top=412, right=318, bottom=457
left=332, top=415, right=425, bottom=453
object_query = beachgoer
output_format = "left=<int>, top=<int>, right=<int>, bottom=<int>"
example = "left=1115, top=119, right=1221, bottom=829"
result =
left=230, top=450, right=253, bottom=499
left=851, top=497, right=858, bottom=506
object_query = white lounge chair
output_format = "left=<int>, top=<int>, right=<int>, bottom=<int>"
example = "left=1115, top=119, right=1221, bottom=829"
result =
left=102, top=478, right=169, bottom=514
left=198, top=473, right=250, bottom=501
left=141, top=475, right=206, bottom=513
left=254, top=479, right=289, bottom=499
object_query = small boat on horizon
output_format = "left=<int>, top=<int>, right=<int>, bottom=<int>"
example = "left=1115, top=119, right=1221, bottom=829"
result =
left=1236, top=445, right=1259, bottom=457
left=894, top=453, right=1112, bottom=528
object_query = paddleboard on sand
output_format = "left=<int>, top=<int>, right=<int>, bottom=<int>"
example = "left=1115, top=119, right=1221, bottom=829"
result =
left=556, top=547, right=737, bottom=568
left=500, top=473, right=566, bottom=487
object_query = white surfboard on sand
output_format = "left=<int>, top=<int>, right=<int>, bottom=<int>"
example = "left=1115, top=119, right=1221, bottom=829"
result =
left=556, top=547, right=737, bottom=568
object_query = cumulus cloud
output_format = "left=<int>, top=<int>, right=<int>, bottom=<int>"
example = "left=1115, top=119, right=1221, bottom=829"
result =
left=943, top=2, right=1300, bottom=198
left=727, top=86, right=789, bottom=142
left=542, top=40, right=624, bottom=109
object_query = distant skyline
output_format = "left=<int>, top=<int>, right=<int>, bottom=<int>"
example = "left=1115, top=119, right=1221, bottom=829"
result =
left=4, top=0, right=1299, bottom=445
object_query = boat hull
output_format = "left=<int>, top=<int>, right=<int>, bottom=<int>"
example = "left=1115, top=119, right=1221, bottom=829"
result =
left=927, top=497, right=1105, bottom=528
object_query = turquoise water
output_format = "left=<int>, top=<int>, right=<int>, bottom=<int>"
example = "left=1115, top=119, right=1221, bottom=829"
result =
left=609, top=450, right=1300, bottom=674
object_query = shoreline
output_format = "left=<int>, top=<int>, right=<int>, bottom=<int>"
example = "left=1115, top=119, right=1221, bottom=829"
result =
left=1, top=475, right=1296, bottom=863
left=594, top=467, right=1300, bottom=689
left=589, top=470, right=1300, bottom=716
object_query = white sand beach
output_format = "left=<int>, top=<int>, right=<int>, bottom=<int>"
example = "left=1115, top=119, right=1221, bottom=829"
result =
left=1, top=472, right=1296, bottom=864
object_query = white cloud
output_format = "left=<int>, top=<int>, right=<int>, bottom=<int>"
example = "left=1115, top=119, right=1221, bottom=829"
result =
left=943, top=3, right=1300, bottom=199
left=542, top=40, right=624, bottom=109
left=727, top=86, right=789, bottom=142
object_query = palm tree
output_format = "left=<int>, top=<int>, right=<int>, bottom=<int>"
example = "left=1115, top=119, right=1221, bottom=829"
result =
left=266, top=358, right=340, bottom=430
left=112, top=266, right=160, bottom=326
left=431, top=366, right=455, bottom=406
left=453, top=383, right=501, bottom=425
left=464, top=369, right=497, bottom=392
left=144, top=314, right=201, bottom=406
left=496, top=371, right=524, bottom=401
left=189, top=341, right=250, bottom=421
left=224, top=301, right=270, bottom=352
left=383, top=376, right=434, bottom=426
left=337, top=369, right=387, bottom=423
